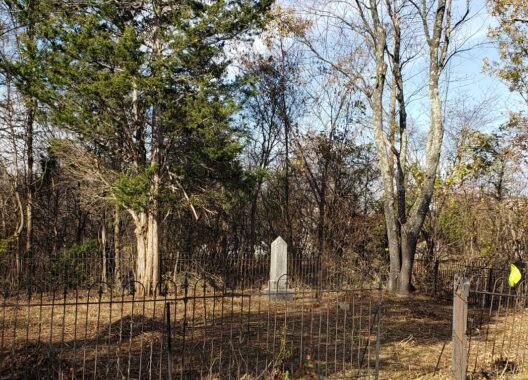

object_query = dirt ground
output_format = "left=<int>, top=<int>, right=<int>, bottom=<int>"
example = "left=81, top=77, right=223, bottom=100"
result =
left=380, top=294, right=528, bottom=380
left=1, top=289, right=527, bottom=379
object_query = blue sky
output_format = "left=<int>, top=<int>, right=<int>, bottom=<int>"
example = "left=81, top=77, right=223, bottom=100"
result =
left=276, top=0, right=522, bottom=125
left=405, top=0, right=523, bottom=126
left=234, top=0, right=524, bottom=152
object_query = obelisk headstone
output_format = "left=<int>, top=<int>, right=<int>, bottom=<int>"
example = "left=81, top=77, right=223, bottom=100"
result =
left=266, top=236, right=292, bottom=300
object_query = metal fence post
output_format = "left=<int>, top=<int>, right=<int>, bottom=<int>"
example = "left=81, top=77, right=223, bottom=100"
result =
left=181, top=275, right=189, bottom=380
left=432, top=260, right=439, bottom=298
left=485, top=268, right=493, bottom=307
left=375, top=277, right=382, bottom=380
left=452, top=273, right=470, bottom=380
left=165, top=302, right=173, bottom=380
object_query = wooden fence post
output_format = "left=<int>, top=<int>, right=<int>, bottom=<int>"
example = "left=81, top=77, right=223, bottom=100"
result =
left=452, top=273, right=470, bottom=380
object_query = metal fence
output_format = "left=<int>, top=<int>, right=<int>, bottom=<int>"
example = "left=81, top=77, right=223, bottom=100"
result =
left=414, top=259, right=509, bottom=299
left=1, top=253, right=381, bottom=292
left=452, top=274, right=528, bottom=380
left=0, top=272, right=382, bottom=379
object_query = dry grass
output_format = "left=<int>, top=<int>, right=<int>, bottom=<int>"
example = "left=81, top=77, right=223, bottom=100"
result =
left=1, top=289, right=528, bottom=379
left=378, top=294, right=454, bottom=380
left=0, top=288, right=381, bottom=379
left=380, top=294, right=528, bottom=380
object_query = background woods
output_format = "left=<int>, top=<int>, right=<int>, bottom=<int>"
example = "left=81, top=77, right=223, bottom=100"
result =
left=0, top=0, right=527, bottom=294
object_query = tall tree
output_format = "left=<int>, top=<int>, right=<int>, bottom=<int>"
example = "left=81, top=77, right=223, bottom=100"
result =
left=389, top=0, right=470, bottom=294
left=5, top=0, right=272, bottom=293
left=241, top=21, right=304, bottom=256
left=1, top=1, right=39, bottom=261
left=296, top=0, right=470, bottom=294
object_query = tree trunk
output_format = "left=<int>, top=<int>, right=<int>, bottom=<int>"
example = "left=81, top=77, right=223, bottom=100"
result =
left=113, top=205, right=121, bottom=284
left=279, top=65, right=294, bottom=256
left=367, top=0, right=392, bottom=291
left=249, top=194, right=258, bottom=255
left=133, top=211, right=159, bottom=295
left=1, top=201, right=6, bottom=238
left=398, top=229, right=418, bottom=295
left=386, top=211, right=401, bottom=292
left=249, top=178, right=263, bottom=257
left=101, top=215, right=107, bottom=283
left=52, top=177, right=59, bottom=253
left=137, top=0, right=162, bottom=296
left=25, top=105, right=34, bottom=254
left=24, top=2, right=36, bottom=256
left=6, top=74, right=24, bottom=277
left=384, top=0, right=450, bottom=295
left=14, top=191, right=24, bottom=278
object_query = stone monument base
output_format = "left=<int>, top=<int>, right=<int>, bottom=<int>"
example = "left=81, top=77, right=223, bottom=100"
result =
left=263, top=281, right=294, bottom=300
left=263, top=287, right=294, bottom=300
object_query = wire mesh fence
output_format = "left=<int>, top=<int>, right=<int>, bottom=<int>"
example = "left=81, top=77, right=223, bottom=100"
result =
left=0, top=267, right=382, bottom=379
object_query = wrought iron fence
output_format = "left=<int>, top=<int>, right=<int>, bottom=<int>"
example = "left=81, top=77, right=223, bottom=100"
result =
left=414, top=259, right=509, bottom=299
left=1, top=253, right=381, bottom=293
left=0, top=273, right=382, bottom=380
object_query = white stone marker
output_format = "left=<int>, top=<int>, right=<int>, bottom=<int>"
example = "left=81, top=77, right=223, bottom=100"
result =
left=266, top=236, right=292, bottom=300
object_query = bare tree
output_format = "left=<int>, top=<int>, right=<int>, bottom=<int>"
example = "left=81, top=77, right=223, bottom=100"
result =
left=292, top=0, right=470, bottom=294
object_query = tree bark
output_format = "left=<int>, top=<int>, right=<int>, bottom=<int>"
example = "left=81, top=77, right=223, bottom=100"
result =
left=22, top=0, right=38, bottom=257
left=101, top=214, right=107, bottom=283
left=392, top=0, right=453, bottom=295
left=366, top=0, right=394, bottom=291
left=132, top=210, right=159, bottom=295
left=131, top=2, right=162, bottom=295
left=398, top=229, right=418, bottom=294
left=25, top=105, right=35, bottom=254
left=6, top=75, right=24, bottom=277
left=113, top=204, right=121, bottom=284
left=14, top=191, right=24, bottom=277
